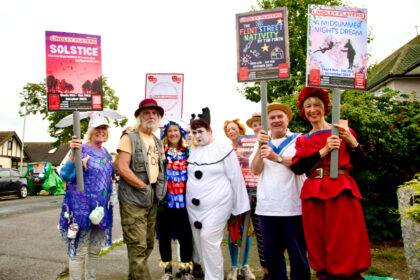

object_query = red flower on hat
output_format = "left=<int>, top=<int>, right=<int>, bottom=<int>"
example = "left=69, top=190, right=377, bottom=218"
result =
left=298, top=87, right=331, bottom=120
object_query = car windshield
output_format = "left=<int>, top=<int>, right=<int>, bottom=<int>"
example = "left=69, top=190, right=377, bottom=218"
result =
left=10, top=170, right=21, bottom=177
left=0, top=170, right=10, bottom=178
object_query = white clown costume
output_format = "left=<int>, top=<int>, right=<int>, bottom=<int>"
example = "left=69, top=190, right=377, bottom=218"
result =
left=186, top=140, right=250, bottom=280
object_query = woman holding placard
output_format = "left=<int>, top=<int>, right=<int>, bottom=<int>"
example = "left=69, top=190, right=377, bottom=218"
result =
left=58, top=113, right=114, bottom=280
left=290, top=87, right=371, bottom=279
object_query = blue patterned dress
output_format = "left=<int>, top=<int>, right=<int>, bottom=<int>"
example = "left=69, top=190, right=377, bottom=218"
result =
left=59, top=144, right=114, bottom=256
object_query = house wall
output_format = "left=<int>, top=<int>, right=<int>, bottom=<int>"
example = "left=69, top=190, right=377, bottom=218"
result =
left=376, top=78, right=420, bottom=101
left=0, top=137, right=23, bottom=158
left=0, top=157, right=11, bottom=168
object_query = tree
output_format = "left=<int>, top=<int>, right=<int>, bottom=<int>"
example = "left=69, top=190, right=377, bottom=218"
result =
left=46, top=75, right=58, bottom=93
left=19, top=77, right=128, bottom=147
left=276, top=88, right=420, bottom=240
left=239, top=0, right=343, bottom=102
left=91, top=77, right=102, bottom=94
left=82, top=80, right=92, bottom=94
left=59, top=79, right=68, bottom=93
left=65, top=83, right=74, bottom=93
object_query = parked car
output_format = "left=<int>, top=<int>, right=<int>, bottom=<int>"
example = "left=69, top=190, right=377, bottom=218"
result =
left=0, top=168, right=28, bottom=198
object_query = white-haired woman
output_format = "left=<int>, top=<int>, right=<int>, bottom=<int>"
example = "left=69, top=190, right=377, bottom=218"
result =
left=59, top=114, right=114, bottom=280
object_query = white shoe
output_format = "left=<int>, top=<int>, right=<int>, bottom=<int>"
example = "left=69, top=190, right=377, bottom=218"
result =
left=227, top=266, right=238, bottom=280
left=241, top=265, right=256, bottom=280
left=181, top=273, right=195, bottom=280
left=162, top=272, right=174, bottom=280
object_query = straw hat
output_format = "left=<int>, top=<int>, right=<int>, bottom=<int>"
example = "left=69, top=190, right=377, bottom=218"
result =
left=246, top=113, right=261, bottom=128
left=267, top=102, right=293, bottom=121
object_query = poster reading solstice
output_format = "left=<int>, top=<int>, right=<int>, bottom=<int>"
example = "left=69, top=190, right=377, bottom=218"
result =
left=45, top=31, right=102, bottom=111
left=306, top=5, right=368, bottom=90
left=236, top=7, right=290, bottom=82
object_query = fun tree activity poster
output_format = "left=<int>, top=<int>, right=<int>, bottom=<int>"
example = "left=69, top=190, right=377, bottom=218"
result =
left=45, top=31, right=102, bottom=111
left=237, top=135, right=259, bottom=188
left=306, top=5, right=368, bottom=90
left=236, top=7, right=290, bottom=82
left=145, top=73, right=184, bottom=121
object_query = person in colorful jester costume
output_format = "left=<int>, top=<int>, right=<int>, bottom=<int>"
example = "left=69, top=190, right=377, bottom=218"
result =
left=59, top=113, right=114, bottom=280
left=156, top=121, right=194, bottom=280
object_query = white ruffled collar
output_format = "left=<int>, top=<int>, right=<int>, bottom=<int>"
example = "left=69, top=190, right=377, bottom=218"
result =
left=188, top=140, right=233, bottom=166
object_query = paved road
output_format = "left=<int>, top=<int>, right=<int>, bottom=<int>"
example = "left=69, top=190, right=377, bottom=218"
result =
left=0, top=195, right=69, bottom=280
left=0, top=195, right=63, bottom=218
left=0, top=195, right=265, bottom=280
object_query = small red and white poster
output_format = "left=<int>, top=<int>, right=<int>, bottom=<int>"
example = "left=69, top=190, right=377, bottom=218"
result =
left=145, top=73, right=184, bottom=121
left=237, top=135, right=259, bottom=188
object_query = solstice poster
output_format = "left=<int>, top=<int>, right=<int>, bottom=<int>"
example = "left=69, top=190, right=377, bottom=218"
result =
left=45, top=31, right=102, bottom=111
left=306, top=5, right=368, bottom=90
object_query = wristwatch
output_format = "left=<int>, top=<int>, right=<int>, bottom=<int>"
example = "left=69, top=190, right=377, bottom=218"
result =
left=277, top=156, right=283, bottom=163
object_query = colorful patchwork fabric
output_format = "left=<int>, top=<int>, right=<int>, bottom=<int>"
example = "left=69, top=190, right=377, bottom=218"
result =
left=58, top=144, right=114, bottom=256
left=165, top=146, right=188, bottom=209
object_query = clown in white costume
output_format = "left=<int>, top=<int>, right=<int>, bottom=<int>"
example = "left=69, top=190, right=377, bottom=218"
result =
left=186, top=109, right=250, bottom=280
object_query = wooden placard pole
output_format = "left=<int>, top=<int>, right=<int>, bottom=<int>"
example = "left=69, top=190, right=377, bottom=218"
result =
left=330, top=88, right=341, bottom=179
left=73, top=111, right=84, bottom=191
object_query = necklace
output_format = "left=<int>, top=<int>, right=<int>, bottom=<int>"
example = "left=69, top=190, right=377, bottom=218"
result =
left=167, top=147, right=181, bottom=157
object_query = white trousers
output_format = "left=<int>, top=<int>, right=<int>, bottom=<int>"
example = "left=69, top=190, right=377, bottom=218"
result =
left=69, top=228, right=104, bottom=280
left=191, top=223, right=226, bottom=280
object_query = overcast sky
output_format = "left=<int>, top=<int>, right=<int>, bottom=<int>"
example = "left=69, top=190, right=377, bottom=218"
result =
left=1, top=0, right=419, bottom=151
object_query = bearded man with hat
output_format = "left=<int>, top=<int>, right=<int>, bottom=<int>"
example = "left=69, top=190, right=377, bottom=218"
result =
left=249, top=103, right=310, bottom=280
left=117, top=98, right=167, bottom=280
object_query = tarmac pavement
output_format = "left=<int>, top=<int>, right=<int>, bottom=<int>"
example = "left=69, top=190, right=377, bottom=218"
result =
left=60, top=203, right=266, bottom=280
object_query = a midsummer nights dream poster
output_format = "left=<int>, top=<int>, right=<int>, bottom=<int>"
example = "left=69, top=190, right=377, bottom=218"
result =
left=237, top=135, right=259, bottom=188
left=236, top=7, right=290, bottom=82
left=145, top=73, right=184, bottom=122
left=306, top=5, right=368, bottom=90
left=45, top=31, right=102, bottom=111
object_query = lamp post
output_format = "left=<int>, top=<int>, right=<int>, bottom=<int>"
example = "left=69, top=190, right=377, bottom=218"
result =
left=19, top=113, right=27, bottom=173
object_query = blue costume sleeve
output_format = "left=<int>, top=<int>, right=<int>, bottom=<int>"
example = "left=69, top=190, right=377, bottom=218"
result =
left=60, top=155, right=76, bottom=182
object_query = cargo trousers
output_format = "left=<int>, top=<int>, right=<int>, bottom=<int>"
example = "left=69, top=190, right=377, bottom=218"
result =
left=120, top=198, right=157, bottom=280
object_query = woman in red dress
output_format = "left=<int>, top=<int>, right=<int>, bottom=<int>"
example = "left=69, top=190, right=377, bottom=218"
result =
left=290, top=87, right=371, bottom=279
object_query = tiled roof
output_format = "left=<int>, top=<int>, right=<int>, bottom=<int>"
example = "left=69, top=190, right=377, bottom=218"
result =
left=25, top=142, right=70, bottom=166
left=0, top=131, right=33, bottom=160
left=0, top=131, right=16, bottom=146
left=367, top=35, right=420, bottom=90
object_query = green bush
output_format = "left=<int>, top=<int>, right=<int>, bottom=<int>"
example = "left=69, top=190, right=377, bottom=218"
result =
left=277, top=88, right=420, bottom=240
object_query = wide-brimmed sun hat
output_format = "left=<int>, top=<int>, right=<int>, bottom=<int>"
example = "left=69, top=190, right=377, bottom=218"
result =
left=246, top=113, right=261, bottom=128
left=267, top=102, right=293, bottom=121
left=134, top=98, right=165, bottom=118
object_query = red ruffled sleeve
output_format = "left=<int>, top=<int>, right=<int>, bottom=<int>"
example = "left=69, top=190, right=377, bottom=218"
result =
left=294, top=130, right=363, bottom=200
